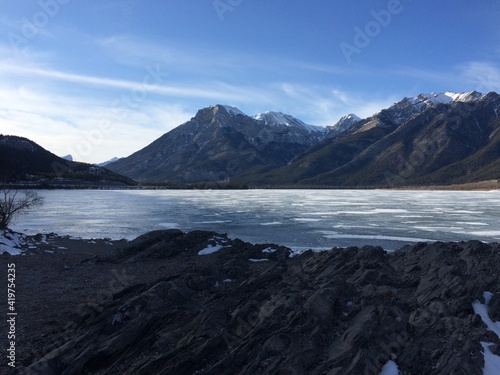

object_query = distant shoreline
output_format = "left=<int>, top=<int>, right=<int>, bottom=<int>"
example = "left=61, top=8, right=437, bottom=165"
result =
left=6, top=179, right=500, bottom=191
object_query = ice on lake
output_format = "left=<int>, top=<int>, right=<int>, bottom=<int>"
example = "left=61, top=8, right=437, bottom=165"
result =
left=11, top=189, right=500, bottom=252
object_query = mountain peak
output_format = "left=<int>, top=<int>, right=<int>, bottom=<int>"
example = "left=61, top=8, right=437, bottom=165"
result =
left=193, top=104, right=247, bottom=121
left=325, top=113, right=361, bottom=138
left=339, top=113, right=361, bottom=122
left=61, top=154, right=73, bottom=161
left=97, top=157, right=120, bottom=167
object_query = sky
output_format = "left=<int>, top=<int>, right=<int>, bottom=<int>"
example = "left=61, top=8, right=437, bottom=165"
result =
left=0, top=0, right=499, bottom=163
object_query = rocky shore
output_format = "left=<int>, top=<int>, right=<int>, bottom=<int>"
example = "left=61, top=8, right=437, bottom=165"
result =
left=1, top=230, right=500, bottom=374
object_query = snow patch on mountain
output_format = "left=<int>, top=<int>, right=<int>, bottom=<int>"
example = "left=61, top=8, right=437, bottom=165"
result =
left=220, top=105, right=247, bottom=117
left=339, top=113, right=361, bottom=122
left=378, top=91, right=486, bottom=126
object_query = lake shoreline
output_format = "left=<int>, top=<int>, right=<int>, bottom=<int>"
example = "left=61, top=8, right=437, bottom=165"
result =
left=5, top=178, right=500, bottom=191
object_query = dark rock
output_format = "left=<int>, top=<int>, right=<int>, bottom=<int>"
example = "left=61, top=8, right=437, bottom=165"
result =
left=25, top=233, right=500, bottom=374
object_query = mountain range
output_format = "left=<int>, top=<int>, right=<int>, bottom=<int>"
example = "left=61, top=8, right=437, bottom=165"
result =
left=106, top=91, right=500, bottom=187
left=2, top=91, right=499, bottom=188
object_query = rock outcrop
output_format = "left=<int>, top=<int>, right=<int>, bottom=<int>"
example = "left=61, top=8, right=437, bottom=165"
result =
left=25, top=231, right=500, bottom=374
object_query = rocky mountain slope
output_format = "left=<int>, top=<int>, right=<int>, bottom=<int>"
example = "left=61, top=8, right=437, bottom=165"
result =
left=0, top=135, right=136, bottom=187
left=13, top=230, right=500, bottom=374
left=245, top=91, right=500, bottom=187
left=106, top=105, right=326, bottom=183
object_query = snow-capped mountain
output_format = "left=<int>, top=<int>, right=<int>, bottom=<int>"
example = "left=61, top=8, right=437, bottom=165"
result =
left=253, top=111, right=324, bottom=134
left=353, top=91, right=484, bottom=128
left=61, top=154, right=73, bottom=161
left=97, top=157, right=120, bottom=167
left=325, top=113, right=361, bottom=138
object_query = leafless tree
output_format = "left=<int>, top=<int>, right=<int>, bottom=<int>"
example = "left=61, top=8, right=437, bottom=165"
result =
left=0, top=187, right=43, bottom=230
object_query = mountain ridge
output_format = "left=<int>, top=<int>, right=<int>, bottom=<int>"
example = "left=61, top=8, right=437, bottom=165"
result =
left=244, top=91, right=500, bottom=187
left=0, top=135, right=136, bottom=187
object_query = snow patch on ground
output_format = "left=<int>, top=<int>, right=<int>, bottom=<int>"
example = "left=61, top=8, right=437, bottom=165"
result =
left=249, top=258, right=270, bottom=262
left=198, top=244, right=226, bottom=255
left=0, top=230, right=28, bottom=255
left=481, top=342, right=500, bottom=375
left=472, top=291, right=500, bottom=375
left=379, top=359, right=400, bottom=375
left=262, top=247, right=277, bottom=253
left=473, top=292, right=500, bottom=337
left=198, top=237, right=231, bottom=255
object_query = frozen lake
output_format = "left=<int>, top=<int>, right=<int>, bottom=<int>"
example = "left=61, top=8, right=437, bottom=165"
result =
left=11, top=189, right=500, bottom=251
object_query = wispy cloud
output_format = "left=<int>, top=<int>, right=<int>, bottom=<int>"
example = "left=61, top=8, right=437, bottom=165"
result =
left=0, top=80, right=193, bottom=163
left=387, top=62, right=500, bottom=94
left=94, top=35, right=281, bottom=76
left=276, top=83, right=397, bottom=124
left=389, top=66, right=457, bottom=85
left=0, top=63, right=275, bottom=104
left=459, top=61, right=500, bottom=92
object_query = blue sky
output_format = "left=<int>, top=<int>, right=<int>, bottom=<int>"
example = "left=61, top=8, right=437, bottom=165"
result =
left=1, top=0, right=499, bottom=163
